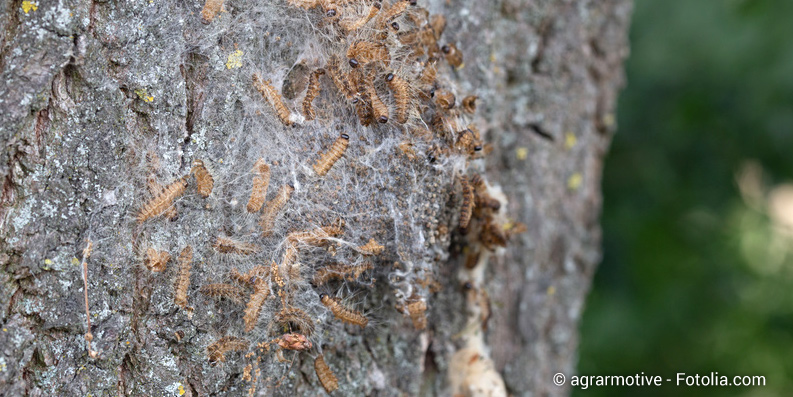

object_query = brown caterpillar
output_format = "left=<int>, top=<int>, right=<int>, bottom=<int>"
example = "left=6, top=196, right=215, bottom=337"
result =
left=377, top=0, right=408, bottom=27
left=365, top=84, right=389, bottom=124
left=252, top=73, right=293, bottom=126
left=459, top=175, right=474, bottom=229
left=326, top=56, right=354, bottom=100
left=434, top=90, right=455, bottom=110
left=339, top=3, right=380, bottom=31
left=442, top=43, right=463, bottom=68
left=277, top=333, right=312, bottom=350
left=352, top=94, right=374, bottom=126
left=346, top=41, right=390, bottom=68
left=386, top=72, right=410, bottom=124
left=315, top=355, right=339, bottom=393
left=302, top=68, right=325, bottom=121
left=146, top=177, right=178, bottom=220
left=259, top=184, right=294, bottom=236
left=173, top=245, right=193, bottom=310
left=207, top=336, right=249, bottom=364
left=191, top=159, right=214, bottom=197
left=200, top=283, right=245, bottom=304
left=145, top=248, right=170, bottom=272
left=200, top=0, right=224, bottom=24
left=469, top=174, right=501, bottom=211
left=214, top=236, right=258, bottom=255
left=137, top=176, right=188, bottom=223
left=418, top=61, right=437, bottom=88
left=430, top=14, right=446, bottom=40
left=246, top=159, right=270, bottom=213
left=287, top=224, right=344, bottom=246
left=357, top=238, right=384, bottom=255
left=313, top=134, right=349, bottom=176
left=275, top=307, right=315, bottom=336
left=462, top=95, right=478, bottom=114
left=320, top=294, right=368, bottom=327
left=312, top=261, right=373, bottom=285
left=244, top=284, right=270, bottom=332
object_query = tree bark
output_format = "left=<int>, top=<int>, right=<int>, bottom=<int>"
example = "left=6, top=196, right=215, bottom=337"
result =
left=0, top=0, right=630, bottom=395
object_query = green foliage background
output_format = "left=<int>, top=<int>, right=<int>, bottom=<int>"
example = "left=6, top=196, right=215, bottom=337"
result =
left=577, top=1, right=793, bottom=396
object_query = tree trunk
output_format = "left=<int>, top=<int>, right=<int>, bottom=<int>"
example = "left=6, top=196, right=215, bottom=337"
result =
left=0, top=0, right=630, bottom=395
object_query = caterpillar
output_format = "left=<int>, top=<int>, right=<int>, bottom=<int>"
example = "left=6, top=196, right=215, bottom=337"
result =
left=213, top=236, right=258, bottom=255
left=314, top=355, right=339, bottom=393
left=459, top=175, right=474, bottom=229
left=137, top=176, right=188, bottom=223
left=357, top=238, right=384, bottom=255
left=275, top=307, right=315, bottom=336
left=191, top=159, right=214, bottom=197
left=312, top=261, right=373, bottom=285
left=434, top=90, right=455, bottom=110
left=173, top=245, right=193, bottom=310
left=339, top=3, right=380, bottom=32
left=377, top=0, right=408, bottom=27
left=442, top=43, right=464, bottom=68
left=259, top=184, right=294, bottom=236
left=313, top=134, right=349, bottom=176
left=326, top=56, right=354, bottom=100
left=277, top=333, right=312, bottom=351
left=430, top=14, right=446, bottom=40
left=252, top=73, right=293, bottom=127
left=346, top=41, right=390, bottom=68
left=320, top=294, right=368, bottom=328
left=200, top=283, right=245, bottom=304
left=145, top=248, right=170, bottom=272
left=386, top=72, right=410, bottom=124
left=146, top=177, right=178, bottom=220
left=302, top=68, right=325, bottom=121
left=418, top=61, right=437, bottom=88
left=352, top=94, right=374, bottom=126
left=469, top=174, right=501, bottom=211
left=200, top=0, right=224, bottom=24
left=207, top=336, right=249, bottom=364
left=365, top=84, right=389, bottom=124
left=244, top=284, right=270, bottom=332
left=461, top=95, right=478, bottom=114
left=246, top=159, right=270, bottom=213
left=287, top=224, right=344, bottom=246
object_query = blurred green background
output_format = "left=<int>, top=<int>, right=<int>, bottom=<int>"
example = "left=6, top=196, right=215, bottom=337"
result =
left=576, top=0, right=793, bottom=396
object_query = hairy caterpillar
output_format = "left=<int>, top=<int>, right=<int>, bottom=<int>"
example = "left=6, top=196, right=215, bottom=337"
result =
left=313, top=134, right=349, bottom=176
left=314, top=355, right=339, bottom=393
left=312, top=261, right=373, bottom=285
left=377, top=0, right=408, bottom=27
left=462, top=95, right=478, bottom=114
left=207, top=336, right=249, bottom=364
left=252, top=73, right=294, bottom=127
left=386, top=72, right=410, bottom=124
left=259, top=184, right=294, bottom=236
left=339, top=3, right=380, bottom=32
left=146, top=177, right=178, bottom=220
left=469, top=174, right=501, bottom=211
left=246, top=159, right=270, bottom=213
left=277, top=333, right=313, bottom=351
left=214, top=236, right=258, bottom=255
left=442, top=43, right=463, bottom=68
left=302, top=68, right=325, bottom=121
left=137, top=177, right=188, bottom=223
left=357, top=238, right=384, bottom=255
left=287, top=224, right=344, bottom=246
left=275, top=307, right=315, bottom=336
left=191, top=159, right=214, bottom=197
left=352, top=93, right=374, bottom=126
left=145, top=248, right=170, bottom=272
left=200, top=0, right=224, bottom=24
left=320, top=294, right=368, bottom=328
left=430, top=14, right=446, bottom=40
left=200, top=283, right=245, bottom=304
left=434, top=90, right=455, bottom=110
left=173, top=245, right=193, bottom=310
left=326, top=56, right=354, bottom=100
left=459, top=175, right=474, bottom=229
left=418, top=61, right=437, bottom=88
left=244, top=283, right=270, bottom=332
left=365, top=84, right=389, bottom=124
left=346, top=41, right=390, bottom=68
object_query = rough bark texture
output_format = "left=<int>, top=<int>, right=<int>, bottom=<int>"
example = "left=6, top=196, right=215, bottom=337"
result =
left=0, top=0, right=630, bottom=396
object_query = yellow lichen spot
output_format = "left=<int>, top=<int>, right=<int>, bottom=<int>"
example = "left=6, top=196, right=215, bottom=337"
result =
left=226, top=50, right=244, bottom=69
left=178, top=383, right=186, bottom=396
left=135, top=89, right=154, bottom=102
left=44, top=259, right=53, bottom=265
left=516, top=147, right=528, bottom=161
left=547, top=285, right=556, bottom=296
left=126, top=341, right=130, bottom=345
left=72, top=257, right=80, bottom=266
left=567, top=173, right=583, bottom=190
left=22, top=1, right=37, bottom=14
left=603, top=113, right=615, bottom=128
left=0, top=363, right=6, bottom=372
left=564, top=132, right=577, bottom=150
left=2, top=328, right=7, bottom=332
